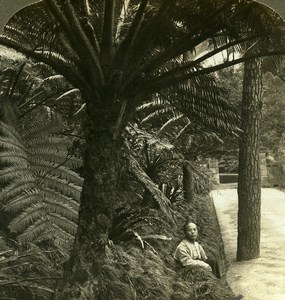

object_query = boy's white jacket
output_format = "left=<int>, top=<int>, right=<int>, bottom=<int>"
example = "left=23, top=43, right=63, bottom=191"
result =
left=174, top=239, right=211, bottom=269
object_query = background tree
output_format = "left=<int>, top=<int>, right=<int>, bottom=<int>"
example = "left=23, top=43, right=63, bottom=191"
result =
left=237, top=58, right=263, bottom=260
left=236, top=0, right=285, bottom=260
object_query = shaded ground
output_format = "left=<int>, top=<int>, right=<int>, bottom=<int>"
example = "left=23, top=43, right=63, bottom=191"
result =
left=212, top=187, right=285, bottom=300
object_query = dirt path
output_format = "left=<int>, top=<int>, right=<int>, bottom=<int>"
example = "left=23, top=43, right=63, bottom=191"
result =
left=212, top=188, right=285, bottom=300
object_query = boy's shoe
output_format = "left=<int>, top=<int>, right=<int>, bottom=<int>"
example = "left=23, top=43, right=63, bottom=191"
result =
left=234, top=295, right=244, bottom=300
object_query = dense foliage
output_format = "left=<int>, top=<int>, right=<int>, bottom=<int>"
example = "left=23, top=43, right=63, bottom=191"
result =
left=0, top=0, right=285, bottom=298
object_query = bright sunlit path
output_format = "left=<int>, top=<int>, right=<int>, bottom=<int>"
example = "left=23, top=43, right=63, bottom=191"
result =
left=212, top=188, right=285, bottom=300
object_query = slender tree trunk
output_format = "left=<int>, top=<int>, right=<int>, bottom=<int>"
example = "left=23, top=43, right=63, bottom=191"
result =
left=237, top=58, right=262, bottom=261
left=182, top=162, right=194, bottom=203
left=56, top=102, right=123, bottom=299
left=141, top=171, right=160, bottom=208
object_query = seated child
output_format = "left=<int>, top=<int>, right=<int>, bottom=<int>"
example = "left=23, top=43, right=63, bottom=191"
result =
left=174, top=221, right=220, bottom=278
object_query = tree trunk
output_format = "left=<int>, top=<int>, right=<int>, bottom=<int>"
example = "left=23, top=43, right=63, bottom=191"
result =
left=141, top=170, right=160, bottom=208
left=237, top=58, right=262, bottom=261
left=182, top=162, right=194, bottom=203
left=55, top=104, right=123, bottom=299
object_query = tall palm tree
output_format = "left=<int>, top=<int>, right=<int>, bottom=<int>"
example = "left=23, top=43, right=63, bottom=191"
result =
left=1, top=0, right=285, bottom=298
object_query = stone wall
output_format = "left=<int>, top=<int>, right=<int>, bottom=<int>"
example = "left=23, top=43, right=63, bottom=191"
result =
left=260, top=152, right=269, bottom=186
left=207, top=158, right=220, bottom=184
left=208, top=153, right=285, bottom=187
left=261, top=152, right=285, bottom=187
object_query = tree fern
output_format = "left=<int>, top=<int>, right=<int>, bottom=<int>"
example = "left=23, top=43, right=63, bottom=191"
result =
left=0, top=109, right=82, bottom=247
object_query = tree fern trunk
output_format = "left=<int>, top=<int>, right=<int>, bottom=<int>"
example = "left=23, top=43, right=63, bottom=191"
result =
left=182, top=162, right=194, bottom=203
left=237, top=58, right=262, bottom=261
left=56, top=105, right=122, bottom=299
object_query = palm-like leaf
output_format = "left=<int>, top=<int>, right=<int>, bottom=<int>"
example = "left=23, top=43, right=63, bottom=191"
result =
left=128, top=155, right=175, bottom=222
left=137, top=91, right=234, bottom=156
left=0, top=66, right=83, bottom=123
left=0, top=109, right=82, bottom=246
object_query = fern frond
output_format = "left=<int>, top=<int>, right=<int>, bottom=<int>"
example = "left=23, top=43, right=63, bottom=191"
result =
left=29, top=148, right=70, bottom=163
left=0, top=122, right=22, bottom=143
left=158, top=115, right=186, bottom=135
left=43, top=198, right=78, bottom=222
left=22, top=119, right=63, bottom=141
left=9, top=198, right=78, bottom=243
left=0, top=179, right=37, bottom=203
left=40, top=188, right=79, bottom=210
left=25, top=136, right=72, bottom=149
left=32, top=162, right=83, bottom=185
left=5, top=192, right=40, bottom=213
left=141, top=107, right=174, bottom=123
left=34, top=50, right=79, bottom=69
left=0, top=137, right=27, bottom=153
left=17, top=218, right=51, bottom=243
left=140, top=234, right=172, bottom=241
left=30, top=153, right=83, bottom=171
left=0, top=35, right=87, bottom=91
left=40, top=74, right=67, bottom=84
left=51, top=223, right=75, bottom=241
left=0, top=151, right=29, bottom=165
left=9, top=203, right=46, bottom=233
left=136, top=101, right=161, bottom=111
left=0, top=166, right=33, bottom=183
left=54, top=88, right=80, bottom=102
left=41, top=174, right=81, bottom=200
left=129, top=155, right=175, bottom=223
left=32, top=156, right=82, bottom=170
left=4, top=25, right=31, bottom=43
left=50, top=223, right=75, bottom=245
left=47, top=213, right=77, bottom=235
left=50, top=224, right=75, bottom=253
left=48, top=165, right=83, bottom=185
left=0, top=70, right=82, bottom=248
left=173, top=120, right=192, bottom=141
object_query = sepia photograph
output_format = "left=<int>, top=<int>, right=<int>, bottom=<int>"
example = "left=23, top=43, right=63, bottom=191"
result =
left=0, top=1, right=284, bottom=299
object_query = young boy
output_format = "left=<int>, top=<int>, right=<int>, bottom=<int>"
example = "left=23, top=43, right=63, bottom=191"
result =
left=174, top=221, right=221, bottom=278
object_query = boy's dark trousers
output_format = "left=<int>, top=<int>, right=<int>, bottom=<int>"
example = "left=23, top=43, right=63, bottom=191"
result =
left=206, top=258, right=221, bottom=278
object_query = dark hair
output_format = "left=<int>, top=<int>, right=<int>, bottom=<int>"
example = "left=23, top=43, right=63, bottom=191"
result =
left=183, top=220, right=197, bottom=234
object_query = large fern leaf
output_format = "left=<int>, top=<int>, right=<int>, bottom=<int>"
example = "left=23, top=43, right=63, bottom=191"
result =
left=128, top=155, right=175, bottom=223
left=0, top=109, right=82, bottom=248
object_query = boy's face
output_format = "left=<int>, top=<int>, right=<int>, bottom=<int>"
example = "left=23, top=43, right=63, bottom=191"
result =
left=185, top=223, right=198, bottom=241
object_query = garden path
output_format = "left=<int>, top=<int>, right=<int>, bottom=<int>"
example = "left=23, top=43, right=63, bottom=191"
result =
left=212, top=188, right=285, bottom=300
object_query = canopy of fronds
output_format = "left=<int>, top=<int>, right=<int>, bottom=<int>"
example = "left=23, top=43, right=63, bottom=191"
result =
left=1, top=0, right=285, bottom=138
